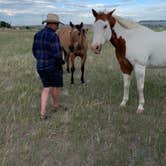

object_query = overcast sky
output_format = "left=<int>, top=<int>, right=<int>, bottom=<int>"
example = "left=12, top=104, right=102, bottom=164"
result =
left=0, top=0, right=166, bottom=25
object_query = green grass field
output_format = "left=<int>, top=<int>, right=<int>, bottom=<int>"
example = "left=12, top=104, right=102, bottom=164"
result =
left=0, top=28, right=165, bottom=166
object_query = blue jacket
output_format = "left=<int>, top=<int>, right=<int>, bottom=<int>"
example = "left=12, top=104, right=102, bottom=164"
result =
left=32, top=27, right=63, bottom=70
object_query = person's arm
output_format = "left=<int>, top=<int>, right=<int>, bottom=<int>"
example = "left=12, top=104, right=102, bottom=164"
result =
left=32, top=35, right=36, bottom=57
left=50, top=34, right=65, bottom=64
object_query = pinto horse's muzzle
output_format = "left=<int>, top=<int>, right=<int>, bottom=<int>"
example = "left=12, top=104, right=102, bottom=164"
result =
left=91, top=44, right=102, bottom=54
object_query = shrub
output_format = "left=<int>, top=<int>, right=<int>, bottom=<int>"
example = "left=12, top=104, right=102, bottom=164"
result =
left=0, top=21, right=11, bottom=28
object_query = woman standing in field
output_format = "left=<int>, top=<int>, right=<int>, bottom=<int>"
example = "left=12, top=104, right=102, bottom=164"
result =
left=32, top=13, right=65, bottom=120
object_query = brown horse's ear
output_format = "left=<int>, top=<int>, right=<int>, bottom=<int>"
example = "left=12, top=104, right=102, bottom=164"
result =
left=92, top=9, right=98, bottom=18
left=108, top=9, right=116, bottom=16
left=80, top=22, right=83, bottom=28
left=70, top=21, right=74, bottom=28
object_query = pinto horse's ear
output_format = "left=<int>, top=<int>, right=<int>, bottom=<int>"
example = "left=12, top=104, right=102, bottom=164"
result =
left=70, top=21, right=74, bottom=28
left=92, top=9, right=98, bottom=18
left=108, top=9, right=116, bottom=16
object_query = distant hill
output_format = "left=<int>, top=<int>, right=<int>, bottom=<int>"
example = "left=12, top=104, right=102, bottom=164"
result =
left=139, top=20, right=166, bottom=28
left=18, top=24, right=92, bottom=30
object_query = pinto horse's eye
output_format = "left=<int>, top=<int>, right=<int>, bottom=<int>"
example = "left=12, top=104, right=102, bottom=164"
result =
left=78, top=32, right=81, bottom=36
left=104, top=25, right=107, bottom=29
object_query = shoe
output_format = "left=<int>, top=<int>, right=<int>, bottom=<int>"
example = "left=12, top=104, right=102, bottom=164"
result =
left=52, top=107, right=58, bottom=112
left=59, top=104, right=68, bottom=111
left=53, top=104, right=68, bottom=111
left=40, top=114, right=48, bottom=120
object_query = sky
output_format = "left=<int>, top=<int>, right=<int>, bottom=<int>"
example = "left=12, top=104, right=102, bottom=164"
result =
left=0, top=0, right=166, bottom=26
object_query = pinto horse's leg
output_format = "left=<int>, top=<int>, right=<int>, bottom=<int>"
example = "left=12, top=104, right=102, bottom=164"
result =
left=134, top=64, right=145, bottom=113
left=80, top=54, right=86, bottom=84
left=70, top=53, right=75, bottom=84
left=120, top=73, right=131, bottom=107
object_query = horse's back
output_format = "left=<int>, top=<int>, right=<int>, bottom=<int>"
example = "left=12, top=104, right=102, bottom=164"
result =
left=126, top=28, right=166, bottom=67
left=57, top=27, right=71, bottom=53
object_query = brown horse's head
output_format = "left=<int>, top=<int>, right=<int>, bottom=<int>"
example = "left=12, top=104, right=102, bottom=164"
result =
left=69, top=21, right=84, bottom=52
left=91, top=9, right=116, bottom=54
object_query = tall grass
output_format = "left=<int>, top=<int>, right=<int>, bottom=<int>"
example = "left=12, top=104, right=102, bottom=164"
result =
left=0, top=28, right=165, bottom=166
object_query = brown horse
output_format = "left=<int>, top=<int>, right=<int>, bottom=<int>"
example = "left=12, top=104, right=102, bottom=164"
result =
left=58, top=22, right=88, bottom=84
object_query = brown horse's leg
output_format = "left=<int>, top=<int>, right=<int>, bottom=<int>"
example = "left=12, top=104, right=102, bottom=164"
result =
left=70, top=53, right=75, bottom=84
left=81, top=54, right=86, bottom=84
left=62, top=48, right=67, bottom=62
left=66, top=53, right=70, bottom=73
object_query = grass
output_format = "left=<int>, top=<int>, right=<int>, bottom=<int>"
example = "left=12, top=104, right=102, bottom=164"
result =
left=0, top=28, right=165, bottom=166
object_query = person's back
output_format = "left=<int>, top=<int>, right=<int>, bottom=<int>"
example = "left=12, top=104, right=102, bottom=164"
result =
left=33, top=27, right=62, bottom=70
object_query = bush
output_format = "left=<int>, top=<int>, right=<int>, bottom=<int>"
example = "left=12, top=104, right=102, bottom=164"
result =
left=0, top=21, right=11, bottom=28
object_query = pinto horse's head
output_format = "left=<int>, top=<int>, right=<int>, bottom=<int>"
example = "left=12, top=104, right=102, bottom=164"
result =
left=91, top=9, right=116, bottom=54
left=69, top=21, right=84, bottom=52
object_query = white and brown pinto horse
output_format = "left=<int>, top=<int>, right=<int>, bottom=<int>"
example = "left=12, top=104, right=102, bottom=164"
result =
left=58, top=22, right=88, bottom=84
left=91, top=9, right=166, bottom=113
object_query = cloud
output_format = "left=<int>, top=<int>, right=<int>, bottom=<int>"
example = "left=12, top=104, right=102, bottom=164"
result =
left=1, top=0, right=166, bottom=25
left=116, top=2, right=166, bottom=20
left=0, top=9, right=15, bottom=16
left=0, top=0, right=58, bottom=16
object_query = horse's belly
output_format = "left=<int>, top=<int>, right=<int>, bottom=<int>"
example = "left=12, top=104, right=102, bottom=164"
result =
left=126, top=47, right=149, bottom=66
left=147, top=52, right=166, bottom=68
left=146, top=40, right=166, bottom=67
left=126, top=37, right=166, bottom=68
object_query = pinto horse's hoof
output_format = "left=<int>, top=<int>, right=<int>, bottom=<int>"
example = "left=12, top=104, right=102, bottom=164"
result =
left=120, top=103, right=126, bottom=107
left=120, top=101, right=127, bottom=107
left=136, top=109, right=144, bottom=114
left=136, top=105, right=144, bottom=114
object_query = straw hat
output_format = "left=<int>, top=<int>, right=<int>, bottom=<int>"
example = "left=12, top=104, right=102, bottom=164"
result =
left=42, top=13, right=64, bottom=24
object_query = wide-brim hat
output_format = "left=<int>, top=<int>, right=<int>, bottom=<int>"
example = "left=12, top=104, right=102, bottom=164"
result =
left=42, top=13, right=64, bottom=24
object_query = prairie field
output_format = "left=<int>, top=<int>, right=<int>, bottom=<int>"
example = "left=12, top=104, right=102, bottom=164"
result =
left=0, top=28, right=165, bottom=166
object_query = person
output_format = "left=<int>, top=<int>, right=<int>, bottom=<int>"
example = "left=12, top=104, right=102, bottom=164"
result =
left=32, top=13, right=65, bottom=120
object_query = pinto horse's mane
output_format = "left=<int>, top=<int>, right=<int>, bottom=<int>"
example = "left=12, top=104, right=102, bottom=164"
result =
left=95, top=11, right=140, bottom=29
left=113, top=15, right=140, bottom=29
